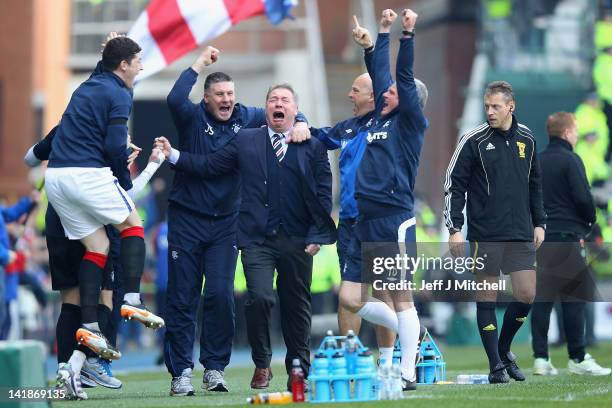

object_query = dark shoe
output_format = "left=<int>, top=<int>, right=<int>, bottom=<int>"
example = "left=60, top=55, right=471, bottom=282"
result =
left=501, top=351, right=525, bottom=381
left=488, top=362, right=510, bottom=384
left=402, top=377, right=417, bottom=391
left=250, top=368, right=272, bottom=389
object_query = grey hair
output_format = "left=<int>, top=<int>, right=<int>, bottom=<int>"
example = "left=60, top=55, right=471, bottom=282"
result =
left=415, top=78, right=428, bottom=110
left=266, top=83, right=298, bottom=104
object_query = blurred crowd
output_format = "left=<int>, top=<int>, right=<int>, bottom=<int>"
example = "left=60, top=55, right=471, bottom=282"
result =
left=576, top=4, right=612, bottom=278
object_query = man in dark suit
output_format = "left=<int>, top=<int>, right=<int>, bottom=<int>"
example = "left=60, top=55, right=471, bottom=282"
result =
left=155, top=83, right=336, bottom=390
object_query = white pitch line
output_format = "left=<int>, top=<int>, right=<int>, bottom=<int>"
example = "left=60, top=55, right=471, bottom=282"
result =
left=552, top=386, right=611, bottom=402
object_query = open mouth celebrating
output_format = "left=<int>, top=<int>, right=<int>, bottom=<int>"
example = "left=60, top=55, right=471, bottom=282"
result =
left=272, top=111, right=285, bottom=123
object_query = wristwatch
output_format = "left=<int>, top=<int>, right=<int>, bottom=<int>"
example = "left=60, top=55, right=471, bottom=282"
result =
left=448, top=227, right=461, bottom=235
left=402, top=29, right=415, bottom=38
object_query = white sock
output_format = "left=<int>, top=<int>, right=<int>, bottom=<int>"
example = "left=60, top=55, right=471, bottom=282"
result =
left=68, top=350, right=87, bottom=374
left=123, top=292, right=141, bottom=305
left=397, top=307, right=420, bottom=381
left=379, top=347, right=394, bottom=367
left=356, top=300, right=399, bottom=332
left=82, top=322, right=100, bottom=332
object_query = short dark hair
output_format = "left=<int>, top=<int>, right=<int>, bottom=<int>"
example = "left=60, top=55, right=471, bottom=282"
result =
left=546, top=111, right=575, bottom=138
left=102, top=37, right=141, bottom=71
left=484, top=80, right=515, bottom=104
left=266, top=83, right=298, bottom=104
left=204, top=72, right=233, bottom=92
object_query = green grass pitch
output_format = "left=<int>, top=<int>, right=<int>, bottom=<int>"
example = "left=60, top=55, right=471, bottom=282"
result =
left=52, top=342, right=612, bottom=407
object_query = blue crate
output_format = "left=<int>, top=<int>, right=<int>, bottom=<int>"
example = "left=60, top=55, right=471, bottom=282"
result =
left=309, top=328, right=447, bottom=403
left=393, top=327, right=446, bottom=384
left=309, top=331, right=378, bottom=403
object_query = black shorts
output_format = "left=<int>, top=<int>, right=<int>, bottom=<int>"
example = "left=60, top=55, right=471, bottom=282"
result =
left=470, top=241, right=535, bottom=276
left=47, top=235, right=114, bottom=291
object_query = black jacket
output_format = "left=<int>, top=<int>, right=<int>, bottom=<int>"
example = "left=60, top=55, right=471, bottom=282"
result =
left=538, top=137, right=595, bottom=237
left=443, top=116, right=546, bottom=241
left=174, top=127, right=337, bottom=248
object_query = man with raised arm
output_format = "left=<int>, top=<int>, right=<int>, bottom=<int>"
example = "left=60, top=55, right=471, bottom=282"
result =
left=338, top=9, right=429, bottom=391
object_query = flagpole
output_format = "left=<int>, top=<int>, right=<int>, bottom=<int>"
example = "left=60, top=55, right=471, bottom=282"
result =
left=304, top=0, right=330, bottom=126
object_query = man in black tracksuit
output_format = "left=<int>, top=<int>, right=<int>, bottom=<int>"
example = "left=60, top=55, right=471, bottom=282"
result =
left=444, top=80, right=547, bottom=383
left=531, top=112, right=610, bottom=376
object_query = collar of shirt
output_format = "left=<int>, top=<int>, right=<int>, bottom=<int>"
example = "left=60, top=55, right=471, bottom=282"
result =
left=549, top=136, right=573, bottom=151
left=267, top=126, right=292, bottom=156
left=104, top=71, right=134, bottom=98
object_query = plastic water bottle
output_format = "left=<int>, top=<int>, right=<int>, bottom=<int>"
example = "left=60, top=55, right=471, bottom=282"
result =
left=456, top=374, right=490, bottom=384
left=345, top=330, right=358, bottom=375
left=392, top=340, right=401, bottom=366
left=247, top=391, right=293, bottom=404
left=312, top=352, right=330, bottom=402
left=389, top=362, right=404, bottom=400
left=324, top=330, right=337, bottom=358
left=421, top=344, right=436, bottom=384
left=331, top=352, right=349, bottom=401
left=377, top=358, right=390, bottom=400
left=355, top=349, right=374, bottom=400
left=290, top=359, right=305, bottom=402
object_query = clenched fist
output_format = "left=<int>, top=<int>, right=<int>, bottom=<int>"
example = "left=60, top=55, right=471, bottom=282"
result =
left=401, top=9, right=418, bottom=31
left=380, top=9, right=398, bottom=33
left=192, top=46, right=220, bottom=73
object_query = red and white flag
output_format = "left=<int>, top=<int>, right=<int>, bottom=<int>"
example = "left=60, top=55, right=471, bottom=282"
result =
left=128, top=0, right=297, bottom=81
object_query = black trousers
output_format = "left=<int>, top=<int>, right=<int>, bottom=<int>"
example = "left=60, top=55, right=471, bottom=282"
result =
left=531, top=301, right=585, bottom=360
left=241, top=232, right=313, bottom=376
left=532, top=234, right=590, bottom=360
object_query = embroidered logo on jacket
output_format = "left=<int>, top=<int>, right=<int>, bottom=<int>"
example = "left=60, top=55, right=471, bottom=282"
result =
left=486, top=142, right=495, bottom=151
left=516, top=141, right=526, bottom=158
left=367, top=131, right=388, bottom=143
left=204, top=123, right=214, bottom=136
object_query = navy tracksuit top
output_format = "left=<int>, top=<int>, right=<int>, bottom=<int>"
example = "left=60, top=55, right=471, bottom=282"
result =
left=355, top=34, right=428, bottom=218
left=311, top=47, right=391, bottom=221
left=48, top=62, right=133, bottom=190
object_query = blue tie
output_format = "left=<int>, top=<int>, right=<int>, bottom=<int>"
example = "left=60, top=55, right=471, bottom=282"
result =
left=271, top=133, right=285, bottom=162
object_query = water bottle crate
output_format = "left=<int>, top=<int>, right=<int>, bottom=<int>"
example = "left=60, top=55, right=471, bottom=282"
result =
left=308, top=328, right=447, bottom=403
left=309, top=331, right=378, bottom=402
left=395, top=327, right=447, bottom=384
